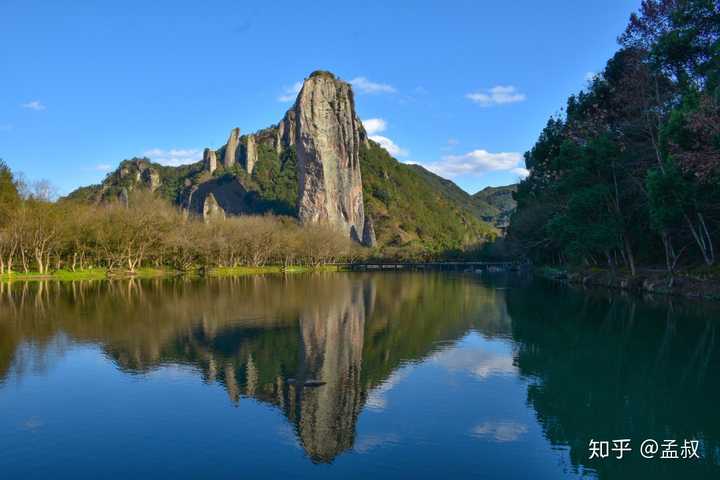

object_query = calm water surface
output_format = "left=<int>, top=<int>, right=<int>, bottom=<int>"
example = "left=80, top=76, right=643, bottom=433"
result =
left=0, top=273, right=718, bottom=479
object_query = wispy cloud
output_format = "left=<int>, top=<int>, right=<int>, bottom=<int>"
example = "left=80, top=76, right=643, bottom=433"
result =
left=277, top=81, right=303, bottom=102
left=371, top=135, right=408, bottom=157
left=424, top=149, right=524, bottom=178
left=94, top=164, right=113, bottom=172
left=143, top=148, right=203, bottom=166
left=362, top=118, right=387, bottom=135
left=350, top=77, right=396, bottom=94
left=362, top=118, right=408, bottom=157
left=441, top=138, right=460, bottom=152
left=21, top=100, right=46, bottom=111
left=466, top=86, right=525, bottom=107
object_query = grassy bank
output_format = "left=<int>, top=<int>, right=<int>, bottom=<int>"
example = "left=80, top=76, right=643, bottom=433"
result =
left=0, top=264, right=349, bottom=282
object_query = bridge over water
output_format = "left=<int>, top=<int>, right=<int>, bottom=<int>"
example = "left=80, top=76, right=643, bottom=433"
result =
left=341, top=261, right=521, bottom=272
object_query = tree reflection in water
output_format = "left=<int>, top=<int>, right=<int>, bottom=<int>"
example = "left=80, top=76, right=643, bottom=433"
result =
left=1, top=274, right=719, bottom=478
left=0, top=273, right=508, bottom=463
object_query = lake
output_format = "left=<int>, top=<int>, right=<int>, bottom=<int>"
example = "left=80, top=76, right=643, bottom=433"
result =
left=0, top=273, right=718, bottom=479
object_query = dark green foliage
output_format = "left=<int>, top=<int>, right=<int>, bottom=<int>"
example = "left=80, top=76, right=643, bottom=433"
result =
left=646, top=160, right=689, bottom=233
left=0, top=159, right=20, bottom=222
left=510, top=0, right=720, bottom=271
left=472, top=185, right=517, bottom=228
left=249, top=145, right=298, bottom=216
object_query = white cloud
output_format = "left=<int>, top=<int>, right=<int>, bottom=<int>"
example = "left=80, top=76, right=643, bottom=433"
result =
left=466, top=86, right=526, bottom=107
left=511, top=167, right=530, bottom=179
left=424, top=149, right=524, bottom=178
left=472, top=421, right=528, bottom=442
left=362, top=118, right=387, bottom=135
left=21, top=100, right=46, bottom=111
left=143, top=148, right=203, bottom=166
left=370, top=135, right=408, bottom=157
left=350, top=77, right=396, bottom=94
left=363, top=118, right=407, bottom=157
left=277, top=81, right=303, bottom=102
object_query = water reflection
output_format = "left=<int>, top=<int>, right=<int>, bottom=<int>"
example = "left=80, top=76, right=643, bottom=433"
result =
left=1, top=275, right=719, bottom=478
left=506, top=281, right=720, bottom=479
left=0, top=274, right=509, bottom=464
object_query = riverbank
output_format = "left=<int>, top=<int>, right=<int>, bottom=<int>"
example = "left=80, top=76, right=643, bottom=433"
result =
left=537, top=266, right=720, bottom=301
left=0, top=265, right=346, bottom=282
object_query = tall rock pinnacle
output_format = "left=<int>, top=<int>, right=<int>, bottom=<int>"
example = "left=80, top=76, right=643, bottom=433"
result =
left=285, top=71, right=368, bottom=243
left=224, top=128, right=240, bottom=167
left=203, top=148, right=217, bottom=173
left=244, top=134, right=257, bottom=174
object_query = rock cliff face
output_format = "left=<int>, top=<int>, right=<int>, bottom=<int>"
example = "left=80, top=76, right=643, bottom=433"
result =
left=223, top=128, right=240, bottom=167
left=203, top=192, right=225, bottom=222
left=203, top=148, right=217, bottom=174
left=243, top=134, right=257, bottom=174
left=285, top=71, right=368, bottom=242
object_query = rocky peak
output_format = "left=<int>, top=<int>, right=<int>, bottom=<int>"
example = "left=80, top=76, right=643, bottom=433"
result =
left=242, top=135, right=257, bottom=174
left=285, top=72, right=369, bottom=243
left=203, top=148, right=217, bottom=173
left=223, top=128, right=240, bottom=167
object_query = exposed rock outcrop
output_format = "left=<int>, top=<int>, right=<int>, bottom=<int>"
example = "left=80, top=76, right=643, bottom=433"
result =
left=188, top=176, right=250, bottom=216
left=204, top=148, right=217, bottom=174
left=362, top=216, right=376, bottom=247
left=203, top=192, right=225, bottom=222
left=223, top=128, right=240, bottom=167
left=243, top=135, right=257, bottom=174
left=289, top=71, right=368, bottom=243
left=140, top=167, right=161, bottom=192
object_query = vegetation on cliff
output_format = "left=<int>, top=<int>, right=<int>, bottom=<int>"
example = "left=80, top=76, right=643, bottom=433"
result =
left=360, top=141, right=497, bottom=256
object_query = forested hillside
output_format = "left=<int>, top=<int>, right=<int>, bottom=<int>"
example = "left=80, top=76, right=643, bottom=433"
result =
left=509, top=0, right=719, bottom=278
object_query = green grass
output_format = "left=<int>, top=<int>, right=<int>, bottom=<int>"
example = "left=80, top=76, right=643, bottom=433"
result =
left=0, top=264, right=350, bottom=282
left=1, top=268, right=108, bottom=281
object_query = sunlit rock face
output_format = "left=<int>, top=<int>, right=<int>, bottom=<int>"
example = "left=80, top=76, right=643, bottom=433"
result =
left=223, top=127, right=240, bottom=167
left=203, top=148, right=217, bottom=174
left=284, top=71, right=369, bottom=243
left=242, top=134, right=257, bottom=174
left=202, top=192, right=225, bottom=222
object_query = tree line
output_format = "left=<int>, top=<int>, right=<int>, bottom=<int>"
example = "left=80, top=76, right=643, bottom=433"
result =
left=509, top=0, right=719, bottom=280
left=0, top=161, right=358, bottom=276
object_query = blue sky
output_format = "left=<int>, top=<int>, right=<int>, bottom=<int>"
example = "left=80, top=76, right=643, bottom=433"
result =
left=0, top=0, right=640, bottom=195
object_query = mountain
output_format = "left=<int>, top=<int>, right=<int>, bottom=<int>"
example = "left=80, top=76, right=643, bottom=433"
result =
left=67, top=71, right=497, bottom=252
left=472, top=185, right=517, bottom=230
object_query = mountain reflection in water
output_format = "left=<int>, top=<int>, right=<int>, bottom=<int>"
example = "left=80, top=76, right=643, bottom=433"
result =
left=0, top=274, right=510, bottom=464
left=1, top=273, right=719, bottom=479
